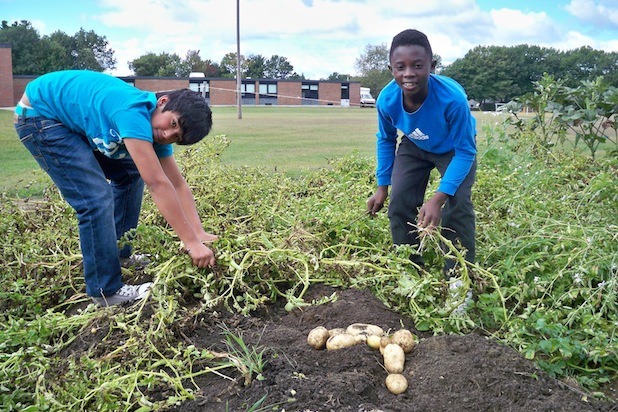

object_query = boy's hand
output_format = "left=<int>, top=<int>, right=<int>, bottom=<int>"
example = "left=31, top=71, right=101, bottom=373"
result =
left=417, top=192, right=449, bottom=232
left=186, top=242, right=216, bottom=268
left=367, top=186, right=389, bottom=216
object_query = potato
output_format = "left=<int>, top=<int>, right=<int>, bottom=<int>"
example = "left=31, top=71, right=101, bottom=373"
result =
left=385, top=373, right=408, bottom=395
left=353, top=334, right=366, bottom=344
left=379, top=336, right=392, bottom=355
left=328, top=328, right=347, bottom=337
left=391, top=329, right=416, bottom=353
left=307, top=326, right=329, bottom=350
left=346, top=323, right=384, bottom=337
left=366, top=334, right=382, bottom=350
left=326, top=333, right=358, bottom=350
left=383, top=343, right=405, bottom=374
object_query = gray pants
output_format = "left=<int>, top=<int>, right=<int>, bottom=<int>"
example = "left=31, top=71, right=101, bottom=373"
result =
left=388, top=137, right=476, bottom=273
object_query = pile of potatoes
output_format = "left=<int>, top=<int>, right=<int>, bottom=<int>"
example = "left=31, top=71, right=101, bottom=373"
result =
left=306, top=323, right=416, bottom=395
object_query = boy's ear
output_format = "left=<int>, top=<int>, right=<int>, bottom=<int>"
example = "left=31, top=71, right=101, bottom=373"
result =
left=157, top=95, right=169, bottom=106
left=431, top=59, right=437, bottom=73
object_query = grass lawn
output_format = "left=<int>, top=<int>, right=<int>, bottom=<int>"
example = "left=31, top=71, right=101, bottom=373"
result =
left=0, top=106, right=508, bottom=196
left=210, top=106, right=378, bottom=176
left=0, top=110, right=48, bottom=196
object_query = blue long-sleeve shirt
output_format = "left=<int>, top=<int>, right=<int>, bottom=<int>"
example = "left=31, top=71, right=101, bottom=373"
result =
left=375, top=74, right=476, bottom=196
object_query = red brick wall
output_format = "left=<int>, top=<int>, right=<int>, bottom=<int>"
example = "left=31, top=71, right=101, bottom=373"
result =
left=134, top=78, right=187, bottom=92
left=350, top=83, right=361, bottom=108
left=12, top=76, right=33, bottom=105
left=0, top=45, right=14, bottom=107
left=278, top=81, right=302, bottom=105
left=9, top=75, right=362, bottom=108
left=318, top=82, right=342, bottom=106
left=210, top=79, right=238, bottom=106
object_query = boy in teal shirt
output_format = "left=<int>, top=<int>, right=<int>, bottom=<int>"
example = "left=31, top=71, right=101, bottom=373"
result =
left=14, top=70, right=217, bottom=306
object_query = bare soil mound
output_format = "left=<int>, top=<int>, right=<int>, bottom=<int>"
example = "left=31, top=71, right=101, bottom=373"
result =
left=163, top=284, right=615, bottom=412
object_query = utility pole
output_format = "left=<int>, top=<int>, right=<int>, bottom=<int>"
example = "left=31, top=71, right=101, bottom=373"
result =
left=236, top=0, right=242, bottom=119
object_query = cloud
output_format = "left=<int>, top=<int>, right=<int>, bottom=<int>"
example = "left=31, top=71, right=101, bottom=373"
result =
left=487, top=9, right=561, bottom=45
left=91, top=0, right=617, bottom=78
left=565, top=0, right=618, bottom=30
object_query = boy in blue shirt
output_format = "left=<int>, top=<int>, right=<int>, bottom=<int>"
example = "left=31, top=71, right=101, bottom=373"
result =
left=14, top=70, right=217, bottom=307
left=367, top=29, right=477, bottom=281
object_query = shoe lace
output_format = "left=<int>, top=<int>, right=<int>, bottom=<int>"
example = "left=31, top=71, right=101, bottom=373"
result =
left=116, top=284, right=140, bottom=297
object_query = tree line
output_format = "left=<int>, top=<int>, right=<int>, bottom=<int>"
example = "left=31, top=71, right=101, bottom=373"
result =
left=354, top=43, right=618, bottom=105
left=2, top=20, right=616, bottom=104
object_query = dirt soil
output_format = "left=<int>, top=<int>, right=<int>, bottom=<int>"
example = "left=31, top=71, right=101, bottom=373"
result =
left=158, top=284, right=615, bottom=412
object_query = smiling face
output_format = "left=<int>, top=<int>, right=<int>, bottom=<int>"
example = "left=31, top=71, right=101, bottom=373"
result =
left=151, top=96, right=183, bottom=144
left=389, top=44, right=436, bottom=111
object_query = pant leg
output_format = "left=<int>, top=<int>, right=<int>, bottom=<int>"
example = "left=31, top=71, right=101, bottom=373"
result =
left=14, top=117, right=123, bottom=297
left=388, top=138, right=433, bottom=248
left=434, top=155, right=477, bottom=273
left=94, top=151, right=145, bottom=259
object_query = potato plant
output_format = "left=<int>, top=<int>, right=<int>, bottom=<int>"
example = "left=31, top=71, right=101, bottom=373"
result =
left=0, top=124, right=616, bottom=410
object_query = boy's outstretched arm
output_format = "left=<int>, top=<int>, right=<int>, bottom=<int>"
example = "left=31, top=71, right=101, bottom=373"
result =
left=159, top=155, right=218, bottom=243
left=124, top=139, right=216, bottom=268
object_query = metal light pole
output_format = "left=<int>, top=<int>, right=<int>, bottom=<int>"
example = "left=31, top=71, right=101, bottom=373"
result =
left=236, top=0, right=242, bottom=119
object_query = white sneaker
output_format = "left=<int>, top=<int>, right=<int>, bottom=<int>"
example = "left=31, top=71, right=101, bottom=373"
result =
left=92, top=282, right=153, bottom=307
left=447, top=278, right=474, bottom=315
left=120, top=254, right=151, bottom=269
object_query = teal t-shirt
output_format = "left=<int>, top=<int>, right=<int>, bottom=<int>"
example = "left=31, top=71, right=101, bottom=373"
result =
left=25, top=70, right=173, bottom=159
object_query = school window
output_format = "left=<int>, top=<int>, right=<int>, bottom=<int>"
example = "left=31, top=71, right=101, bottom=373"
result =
left=341, top=83, right=349, bottom=100
left=302, top=82, right=319, bottom=105
left=189, top=80, right=210, bottom=98
left=240, top=81, right=256, bottom=104
left=241, top=83, right=256, bottom=95
left=259, top=83, right=277, bottom=97
left=258, top=82, right=277, bottom=105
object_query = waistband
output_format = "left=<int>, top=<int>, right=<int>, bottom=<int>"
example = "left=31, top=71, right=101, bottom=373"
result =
left=14, top=101, right=41, bottom=118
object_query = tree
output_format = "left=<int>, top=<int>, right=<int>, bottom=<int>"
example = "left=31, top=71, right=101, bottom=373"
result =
left=558, top=46, right=618, bottom=88
left=441, top=44, right=616, bottom=105
left=326, top=72, right=351, bottom=81
left=264, top=55, right=294, bottom=79
left=46, top=28, right=116, bottom=72
left=38, top=35, right=71, bottom=73
left=355, top=43, right=389, bottom=75
left=129, top=52, right=182, bottom=76
left=177, top=50, right=221, bottom=77
left=181, top=49, right=203, bottom=76
left=202, top=60, right=221, bottom=78
left=354, top=43, right=391, bottom=97
left=0, top=20, right=44, bottom=74
left=71, top=28, right=116, bottom=71
left=0, top=20, right=115, bottom=74
left=220, top=52, right=246, bottom=78
left=246, top=54, right=266, bottom=78
left=443, top=45, right=541, bottom=103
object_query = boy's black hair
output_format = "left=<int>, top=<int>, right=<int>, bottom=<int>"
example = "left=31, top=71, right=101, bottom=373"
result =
left=389, top=29, right=433, bottom=61
left=155, top=89, right=212, bottom=145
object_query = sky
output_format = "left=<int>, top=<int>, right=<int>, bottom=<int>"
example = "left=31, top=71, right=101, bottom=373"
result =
left=2, top=0, right=617, bottom=79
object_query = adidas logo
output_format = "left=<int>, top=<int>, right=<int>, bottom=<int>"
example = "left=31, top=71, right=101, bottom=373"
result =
left=408, top=128, right=429, bottom=140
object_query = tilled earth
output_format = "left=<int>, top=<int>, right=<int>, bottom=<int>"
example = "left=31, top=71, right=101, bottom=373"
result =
left=162, top=284, right=616, bottom=412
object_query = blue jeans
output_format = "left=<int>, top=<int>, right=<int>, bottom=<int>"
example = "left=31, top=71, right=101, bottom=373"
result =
left=14, top=116, right=145, bottom=297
